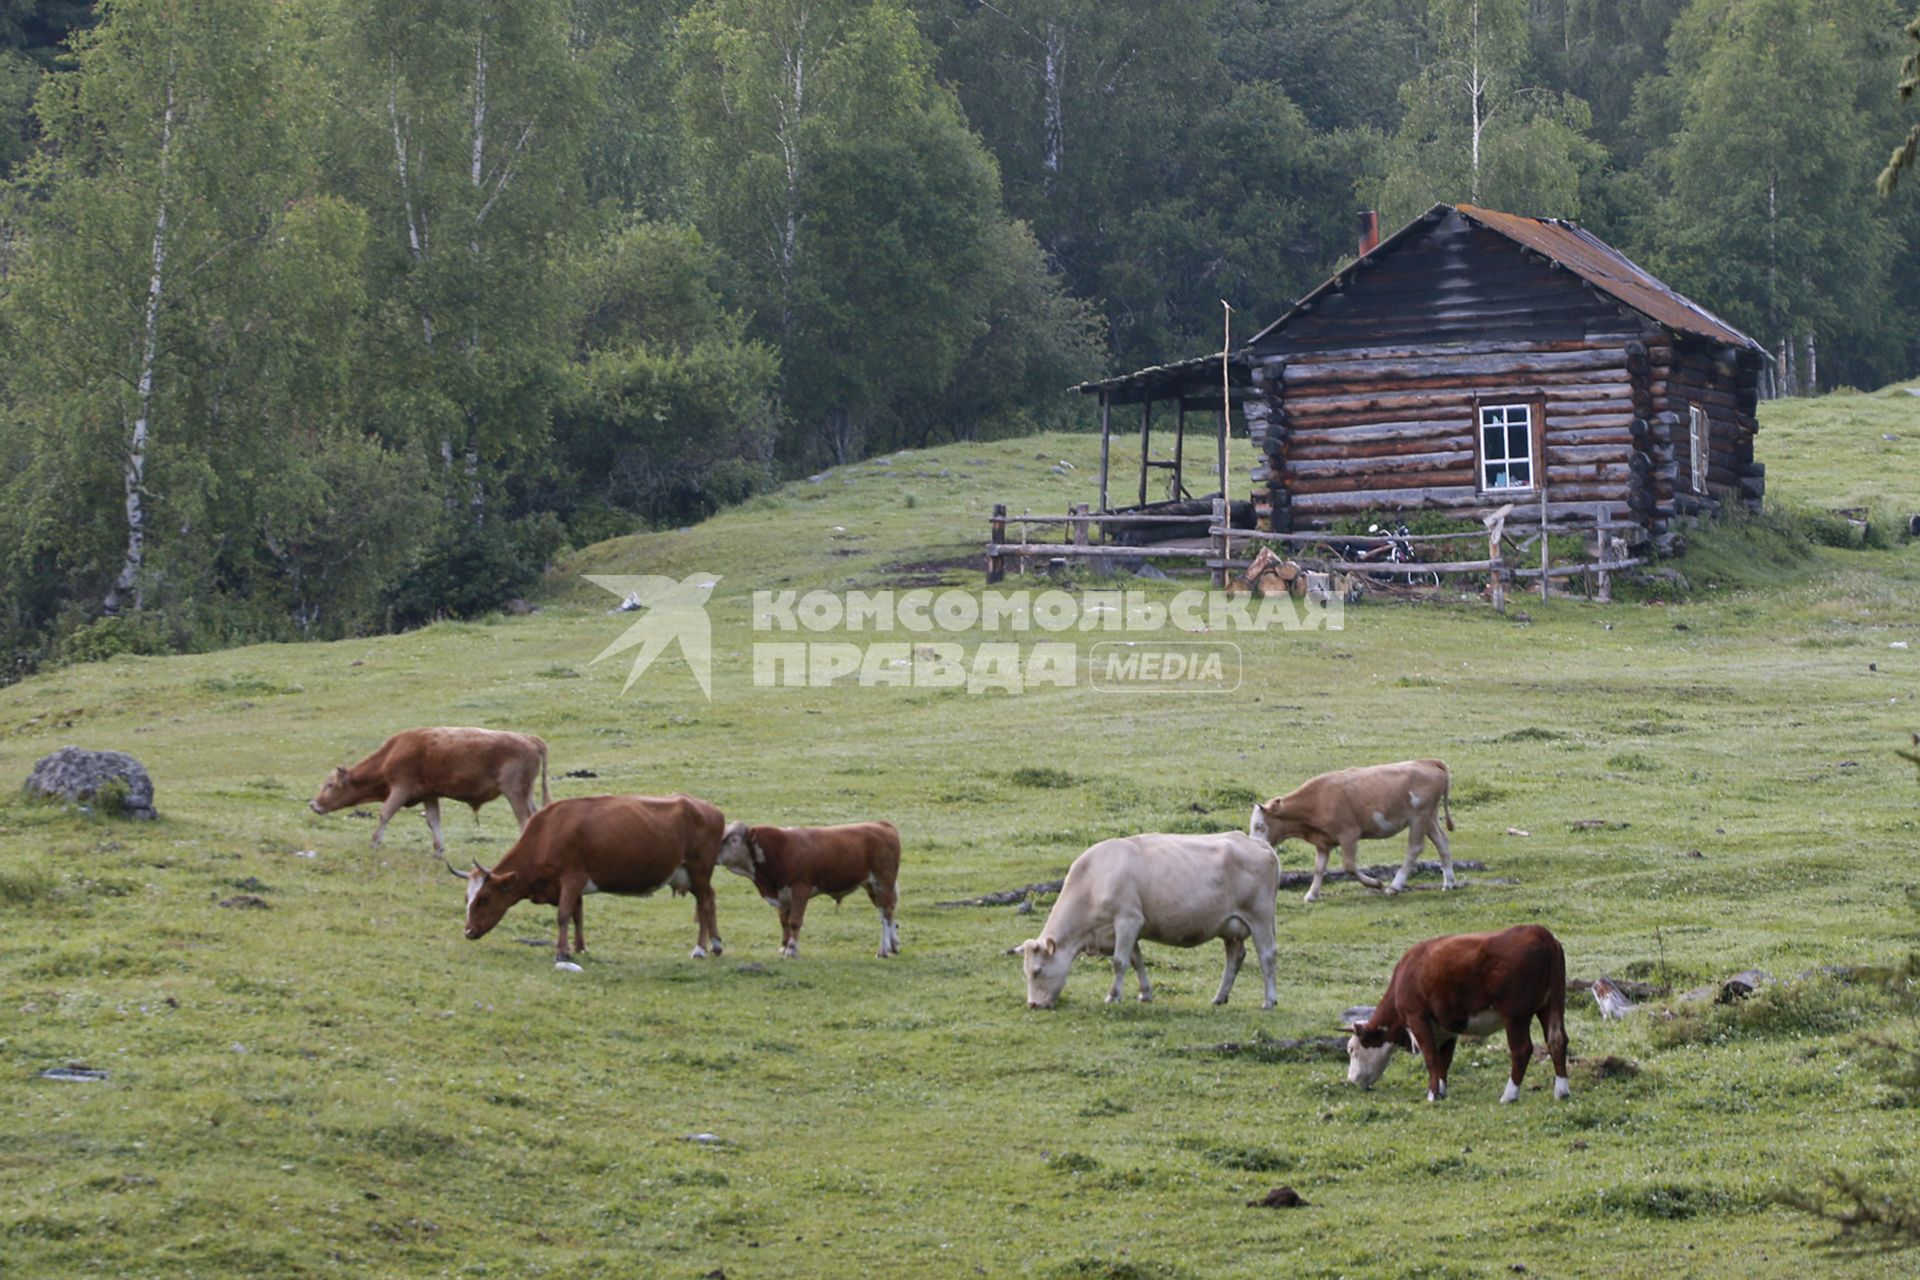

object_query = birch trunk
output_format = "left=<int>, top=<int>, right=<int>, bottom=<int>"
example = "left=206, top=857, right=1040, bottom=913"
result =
left=1803, top=334, right=1816, bottom=395
left=1042, top=23, right=1064, bottom=180
left=106, top=62, right=175, bottom=616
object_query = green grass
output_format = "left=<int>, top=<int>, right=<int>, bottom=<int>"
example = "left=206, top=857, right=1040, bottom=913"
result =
left=2, top=388, right=1919, bottom=1276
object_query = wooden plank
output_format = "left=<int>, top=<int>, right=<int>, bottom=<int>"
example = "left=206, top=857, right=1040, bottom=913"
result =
left=1285, top=348, right=1626, bottom=385
left=1288, top=449, right=1476, bottom=477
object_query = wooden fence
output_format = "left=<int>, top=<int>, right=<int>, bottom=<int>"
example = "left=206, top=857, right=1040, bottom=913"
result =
left=985, top=499, right=1644, bottom=609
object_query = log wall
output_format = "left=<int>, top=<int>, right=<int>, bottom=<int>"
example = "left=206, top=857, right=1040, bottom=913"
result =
left=1238, top=209, right=1763, bottom=542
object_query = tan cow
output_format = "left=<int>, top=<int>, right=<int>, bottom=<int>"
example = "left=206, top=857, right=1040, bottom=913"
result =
left=717, top=821, right=901, bottom=958
left=450, top=793, right=725, bottom=969
left=309, top=727, right=549, bottom=855
left=1250, top=759, right=1454, bottom=903
left=1015, top=832, right=1280, bottom=1009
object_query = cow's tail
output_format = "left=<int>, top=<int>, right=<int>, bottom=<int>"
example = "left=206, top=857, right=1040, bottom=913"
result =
left=538, top=738, right=551, bottom=809
left=1545, top=935, right=1569, bottom=1057
left=1441, top=768, right=1454, bottom=832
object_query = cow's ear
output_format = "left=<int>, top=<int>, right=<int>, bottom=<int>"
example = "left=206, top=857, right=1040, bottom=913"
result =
left=1039, top=936, right=1057, bottom=958
left=489, top=870, right=519, bottom=889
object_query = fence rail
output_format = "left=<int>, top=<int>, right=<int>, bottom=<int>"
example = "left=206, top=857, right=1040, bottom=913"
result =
left=985, top=498, right=1645, bottom=607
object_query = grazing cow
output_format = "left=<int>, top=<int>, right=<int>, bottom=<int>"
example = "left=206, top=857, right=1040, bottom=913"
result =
left=717, top=821, right=901, bottom=958
left=1345, top=924, right=1570, bottom=1104
left=449, top=794, right=724, bottom=970
left=1015, top=832, right=1279, bottom=1009
left=310, top=727, right=548, bottom=855
left=1250, top=758, right=1454, bottom=903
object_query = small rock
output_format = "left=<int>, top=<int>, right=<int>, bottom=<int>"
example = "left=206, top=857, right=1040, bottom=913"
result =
left=560, top=768, right=598, bottom=779
left=1247, top=1186, right=1307, bottom=1209
left=1682, top=849, right=1703, bottom=859
left=555, top=961, right=583, bottom=973
left=1134, top=563, right=1171, bottom=581
left=807, top=473, right=826, bottom=484
left=348, top=659, right=365, bottom=668
left=25, top=746, right=158, bottom=819
left=686, top=1133, right=725, bottom=1145
left=1506, top=827, right=1530, bottom=838
left=292, top=849, right=318, bottom=859
left=218, top=895, right=270, bottom=910
left=1892, top=641, right=1909, bottom=650
left=1512, top=612, right=1532, bottom=624
left=40, top=1065, right=108, bottom=1083
left=1884, top=433, right=1901, bottom=440
left=503, top=598, right=536, bottom=616
left=1673, top=622, right=1690, bottom=631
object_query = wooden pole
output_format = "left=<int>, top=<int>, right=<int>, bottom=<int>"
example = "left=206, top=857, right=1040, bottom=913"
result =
left=1219, top=301, right=1233, bottom=509
left=1138, top=400, right=1152, bottom=507
left=1097, top=392, right=1111, bottom=514
left=988, top=503, right=1006, bottom=584
left=1538, top=479, right=1550, bottom=602
left=1173, top=404, right=1186, bottom=499
left=1487, top=508, right=1507, bottom=613
left=1212, top=496, right=1228, bottom=588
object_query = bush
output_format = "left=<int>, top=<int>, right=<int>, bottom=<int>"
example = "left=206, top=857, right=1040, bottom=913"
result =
left=54, top=613, right=170, bottom=666
left=383, top=514, right=566, bottom=629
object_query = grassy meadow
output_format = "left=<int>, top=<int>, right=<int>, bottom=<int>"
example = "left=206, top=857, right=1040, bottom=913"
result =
left=3, top=386, right=1920, bottom=1278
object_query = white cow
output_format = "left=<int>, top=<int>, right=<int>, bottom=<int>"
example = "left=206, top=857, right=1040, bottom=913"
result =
left=1014, top=832, right=1280, bottom=1009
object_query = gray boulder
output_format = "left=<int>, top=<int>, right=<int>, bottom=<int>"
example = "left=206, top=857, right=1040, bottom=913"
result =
left=26, top=747, right=157, bottom=819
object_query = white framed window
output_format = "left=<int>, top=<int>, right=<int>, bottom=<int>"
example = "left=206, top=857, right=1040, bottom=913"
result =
left=1477, top=402, right=1535, bottom=492
left=1687, top=404, right=1708, bottom=494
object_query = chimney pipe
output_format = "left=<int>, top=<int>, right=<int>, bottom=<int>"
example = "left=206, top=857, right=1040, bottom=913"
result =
left=1357, top=210, right=1380, bottom=257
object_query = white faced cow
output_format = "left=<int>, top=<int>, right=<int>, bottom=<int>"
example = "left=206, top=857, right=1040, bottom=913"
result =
left=1250, top=758, right=1454, bottom=903
left=1345, top=924, right=1570, bottom=1104
left=1015, top=832, right=1280, bottom=1010
left=717, top=820, right=901, bottom=959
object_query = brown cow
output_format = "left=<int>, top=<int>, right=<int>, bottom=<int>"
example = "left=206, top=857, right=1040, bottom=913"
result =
left=309, top=727, right=548, bottom=855
left=1345, top=924, right=1570, bottom=1104
left=716, top=821, right=901, bottom=958
left=449, top=794, right=724, bottom=970
left=1250, top=758, right=1453, bottom=903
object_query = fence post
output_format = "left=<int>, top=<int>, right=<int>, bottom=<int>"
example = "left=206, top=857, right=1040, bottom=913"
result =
left=1211, top=496, right=1228, bottom=588
left=988, top=503, right=1006, bottom=584
left=1538, top=482, right=1550, bottom=602
left=1488, top=524, right=1506, bottom=613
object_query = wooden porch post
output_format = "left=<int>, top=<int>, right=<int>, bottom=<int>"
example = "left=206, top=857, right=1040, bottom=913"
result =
left=1098, top=392, right=1111, bottom=513
left=988, top=503, right=1006, bottom=584
left=1173, top=403, right=1186, bottom=499
left=1137, top=400, right=1152, bottom=507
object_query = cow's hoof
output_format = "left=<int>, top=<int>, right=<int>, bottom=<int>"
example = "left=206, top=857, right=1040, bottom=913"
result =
left=1301, top=893, right=1318, bottom=905
left=1500, top=1081, right=1521, bottom=1103
left=689, top=946, right=708, bottom=959
left=1553, top=1076, right=1571, bottom=1100
left=1138, top=993, right=1153, bottom=1003
left=555, top=960, right=583, bottom=973
left=1385, top=884, right=1405, bottom=896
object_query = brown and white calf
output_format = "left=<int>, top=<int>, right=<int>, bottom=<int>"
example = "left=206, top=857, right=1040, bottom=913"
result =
left=717, top=821, right=901, bottom=958
left=1345, top=924, right=1570, bottom=1104
left=310, top=727, right=548, bottom=855
left=1016, top=832, right=1280, bottom=1009
left=450, top=793, right=724, bottom=970
left=1250, top=758, right=1454, bottom=903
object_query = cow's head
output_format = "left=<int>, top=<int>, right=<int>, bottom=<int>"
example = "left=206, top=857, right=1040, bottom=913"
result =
left=717, top=821, right=760, bottom=880
left=448, top=859, right=521, bottom=940
left=1249, top=800, right=1281, bottom=845
left=309, top=766, right=354, bottom=814
left=1015, top=935, right=1071, bottom=1008
left=1345, top=1024, right=1395, bottom=1088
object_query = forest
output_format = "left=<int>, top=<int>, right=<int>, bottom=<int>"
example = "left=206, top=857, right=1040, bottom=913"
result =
left=1, top=0, right=1917, bottom=670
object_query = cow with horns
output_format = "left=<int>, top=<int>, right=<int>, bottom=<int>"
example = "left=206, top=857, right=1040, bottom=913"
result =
left=448, top=794, right=724, bottom=970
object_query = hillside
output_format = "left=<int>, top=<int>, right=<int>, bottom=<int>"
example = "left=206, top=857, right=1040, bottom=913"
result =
left=2, top=386, right=1919, bottom=1277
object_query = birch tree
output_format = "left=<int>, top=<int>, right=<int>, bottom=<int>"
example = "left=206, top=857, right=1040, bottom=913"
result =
left=328, top=0, right=591, bottom=519
left=1372, top=0, right=1604, bottom=225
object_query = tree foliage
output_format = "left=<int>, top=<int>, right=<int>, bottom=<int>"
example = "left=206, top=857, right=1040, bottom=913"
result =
left=0, top=0, right=1916, bottom=669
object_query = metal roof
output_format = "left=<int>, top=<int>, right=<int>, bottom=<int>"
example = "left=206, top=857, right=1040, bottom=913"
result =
left=1453, top=204, right=1763, bottom=352
left=1082, top=202, right=1763, bottom=399
left=1070, top=350, right=1250, bottom=403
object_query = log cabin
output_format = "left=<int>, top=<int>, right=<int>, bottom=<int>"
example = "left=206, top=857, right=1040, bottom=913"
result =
left=1076, top=204, right=1768, bottom=549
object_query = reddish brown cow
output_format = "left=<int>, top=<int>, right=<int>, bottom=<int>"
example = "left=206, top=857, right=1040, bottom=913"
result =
left=1345, top=924, right=1570, bottom=1104
left=450, top=794, right=725, bottom=970
left=717, top=821, right=901, bottom=958
left=310, top=727, right=548, bottom=855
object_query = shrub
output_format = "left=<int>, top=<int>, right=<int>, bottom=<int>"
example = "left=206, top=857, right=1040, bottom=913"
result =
left=384, top=514, right=566, bottom=628
left=54, top=613, right=169, bottom=665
